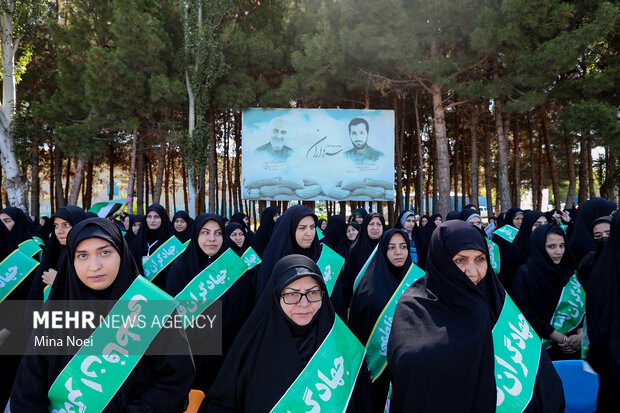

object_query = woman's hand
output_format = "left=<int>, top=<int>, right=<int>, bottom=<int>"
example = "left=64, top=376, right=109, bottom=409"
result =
left=42, top=268, right=57, bottom=286
left=559, top=333, right=582, bottom=354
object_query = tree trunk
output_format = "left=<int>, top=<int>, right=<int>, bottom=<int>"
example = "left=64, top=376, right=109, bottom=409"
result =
left=54, top=147, right=65, bottom=209
left=564, top=135, right=576, bottom=208
left=587, top=138, right=596, bottom=198
left=578, top=135, right=588, bottom=206
left=431, top=85, right=451, bottom=217
left=108, top=148, right=115, bottom=201
left=452, top=137, right=458, bottom=209
left=67, top=158, right=86, bottom=206
left=63, top=158, right=71, bottom=202
left=221, top=115, right=228, bottom=216
left=208, top=109, right=217, bottom=213
left=495, top=100, right=512, bottom=213
left=460, top=138, right=467, bottom=209
left=484, top=129, right=494, bottom=216
left=152, top=132, right=167, bottom=205
left=30, top=132, right=40, bottom=217
left=414, top=91, right=424, bottom=214
left=49, top=144, right=55, bottom=214
left=84, top=161, right=94, bottom=210
left=513, top=116, right=520, bottom=208
left=136, top=139, right=145, bottom=214
left=539, top=110, right=561, bottom=209
left=394, top=95, right=404, bottom=212
left=529, top=116, right=539, bottom=210
left=127, top=128, right=138, bottom=212
left=182, top=162, right=189, bottom=212
left=147, top=151, right=155, bottom=207
left=600, top=147, right=615, bottom=201
left=164, top=147, right=170, bottom=215
left=469, top=108, right=479, bottom=208
left=536, top=131, right=544, bottom=210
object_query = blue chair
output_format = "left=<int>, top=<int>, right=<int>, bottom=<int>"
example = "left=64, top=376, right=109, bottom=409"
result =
left=552, top=360, right=599, bottom=413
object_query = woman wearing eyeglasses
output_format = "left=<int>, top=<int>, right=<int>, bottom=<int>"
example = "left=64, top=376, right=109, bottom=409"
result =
left=204, top=254, right=377, bottom=412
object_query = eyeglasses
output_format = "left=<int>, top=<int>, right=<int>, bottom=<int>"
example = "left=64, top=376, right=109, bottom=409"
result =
left=281, top=290, right=325, bottom=304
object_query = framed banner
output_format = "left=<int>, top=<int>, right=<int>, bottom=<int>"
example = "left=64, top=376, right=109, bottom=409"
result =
left=241, top=108, right=395, bottom=201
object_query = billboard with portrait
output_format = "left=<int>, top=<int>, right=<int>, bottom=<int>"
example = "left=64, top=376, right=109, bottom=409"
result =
left=241, top=108, right=395, bottom=201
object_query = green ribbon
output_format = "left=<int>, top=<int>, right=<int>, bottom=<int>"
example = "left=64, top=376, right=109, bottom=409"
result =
left=0, top=248, right=39, bottom=302
left=316, top=244, right=345, bottom=296
left=365, top=264, right=425, bottom=381
left=384, top=382, right=392, bottom=413
left=542, top=274, right=585, bottom=349
left=352, top=245, right=379, bottom=293
left=33, top=236, right=45, bottom=247
left=487, top=239, right=501, bottom=274
left=581, top=317, right=589, bottom=360
left=492, top=294, right=541, bottom=413
left=43, top=285, right=51, bottom=301
left=19, top=239, right=42, bottom=258
left=48, top=276, right=178, bottom=412
left=493, top=225, right=518, bottom=243
left=142, top=236, right=189, bottom=281
left=270, top=316, right=366, bottom=413
left=316, top=226, right=324, bottom=240
left=175, top=247, right=261, bottom=329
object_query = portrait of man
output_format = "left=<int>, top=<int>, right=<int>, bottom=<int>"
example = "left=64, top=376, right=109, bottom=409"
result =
left=254, top=117, right=294, bottom=162
left=343, top=117, right=384, bottom=163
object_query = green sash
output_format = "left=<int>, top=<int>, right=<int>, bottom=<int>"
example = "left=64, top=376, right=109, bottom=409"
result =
left=487, top=239, right=501, bottom=274
left=352, top=245, right=379, bottom=293
left=175, top=247, right=261, bottom=328
left=33, top=236, right=45, bottom=247
left=142, top=236, right=189, bottom=281
left=365, top=264, right=425, bottom=381
left=316, top=227, right=325, bottom=240
left=492, top=294, right=541, bottom=413
left=316, top=244, right=345, bottom=296
left=542, top=274, right=585, bottom=349
left=581, top=317, right=589, bottom=360
left=384, top=383, right=392, bottom=413
left=48, top=276, right=178, bottom=412
left=270, top=316, right=365, bottom=412
left=19, top=238, right=42, bottom=258
left=43, top=285, right=51, bottom=301
left=493, top=225, right=518, bottom=243
left=0, top=248, right=39, bottom=301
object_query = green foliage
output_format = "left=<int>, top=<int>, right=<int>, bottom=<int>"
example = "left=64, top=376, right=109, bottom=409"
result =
left=557, top=100, right=620, bottom=149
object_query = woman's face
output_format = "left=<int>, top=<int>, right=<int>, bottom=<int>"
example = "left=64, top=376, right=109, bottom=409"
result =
left=420, top=217, right=428, bottom=227
left=295, top=216, right=316, bottom=249
left=54, top=217, right=72, bottom=246
left=354, top=215, right=364, bottom=225
left=386, top=232, right=408, bottom=267
left=198, top=220, right=223, bottom=257
left=243, top=216, right=250, bottom=226
left=367, top=217, right=383, bottom=240
left=346, top=225, right=359, bottom=241
left=273, top=213, right=280, bottom=223
left=545, top=233, right=565, bottom=265
left=513, top=213, right=524, bottom=229
left=146, top=211, right=162, bottom=230
left=531, top=216, right=547, bottom=232
left=279, top=275, right=323, bottom=326
left=74, top=238, right=120, bottom=290
left=123, top=216, right=130, bottom=231
left=229, top=228, right=245, bottom=248
left=320, top=220, right=327, bottom=231
left=0, top=213, right=15, bottom=231
left=403, top=215, right=416, bottom=231
left=434, top=216, right=443, bottom=225
left=132, top=221, right=141, bottom=235
left=468, top=216, right=483, bottom=229
left=452, top=249, right=487, bottom=285
left=174, top=218, right=188, bottom=233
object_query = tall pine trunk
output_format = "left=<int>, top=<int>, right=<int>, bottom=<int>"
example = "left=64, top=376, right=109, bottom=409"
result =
left=578, top=135, right=588, bottom=206
left=67, top=158, right=86, bottom=206
left=414, top=91, right=424, bottom=214
left=208, top=109, right=217, bottom=213
left=513, top=117, right=520, bottom=208
left=431, top=85, right=451, bottom=217
left=54, top=146, right=65, bottom=209
left=539, top=111, right=561, bottom=209
left=30, top=133, right=40, bottom=217
left=495, top=100, right=511, bottom=212
left=152, top=132, right=167, bottom=205
left=564, top=135, right=576, bottom=208
left=469, top=108, right=479, bottom=208
left=484, top=128, right=494, bottom=216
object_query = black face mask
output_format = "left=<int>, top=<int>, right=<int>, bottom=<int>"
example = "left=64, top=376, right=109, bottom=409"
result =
left=594, top=237, right=609, bottom=250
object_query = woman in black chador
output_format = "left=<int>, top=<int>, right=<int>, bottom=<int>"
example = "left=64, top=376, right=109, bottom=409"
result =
left=0, top=206, right=34, bottom=250
left=172, top=210, right=194, bottom=243
left=585, top=210, right=620, bottom=412
left=388, top=221, right=564, bottom=412
left=322, top=214, right=348, bottom=258
left=129, top=204, right=174, bottom=288
left=165, top=214, right=255, bottom=394
left=11, top=218, right=195, bottom=412
left=568, top=197, right=616, bottom=264
left=348, top=229, right=412, bottom=404
left=512, top=224, right=581, bottom=360
left=251, top=206, right=279, bottom=257
left=203, top=255, right=377, bottom=412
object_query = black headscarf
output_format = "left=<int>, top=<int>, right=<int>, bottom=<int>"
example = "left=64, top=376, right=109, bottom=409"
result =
left=322, top=214, right=348, bottom=257
left=0, top=219, right=11, bottom=261
left=225, top=222, right=250, bottom=256
left=568, top=197, right=616, bottom=264
left=172, top=210, right=194, bottom=243
left=501, top=207, right=524, bottom=229
left=11, top=217, right=195, bottom=412
left=586, top=210, right=620, bottom=410
left=512, top=224, right=577, bottom=345
left=123, top=214, right=144, bottom=245
left=229, top=212, right=254, bottom=241
left=252, top=206, right=279, bottom=257
left=129, top=204, right=174, bottom=287
left=254, top=205, right=321, bottom=297
left=1, top=207, right=34, bottom=248
left=501, top=210, right=545, bottom=293
left=342, top=212, right=386, bottom=305
left=445, top=210, right=460, bottom=221
left=394, top=210, right=427, bottom=269
left=28, top=206, right=89, bottom=301
left=165, top=213, right=255, bottom=393
left=36, top=216, right=54, bottom=243
left=459, top=208, right=481, bottom=223
left=353, top=207, right=368, bottom=220
left=419, top=214, right=430, bottom=227
left=387, top=221, right=564, bottom=412
left=204, top=254, right=377, bottom=413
